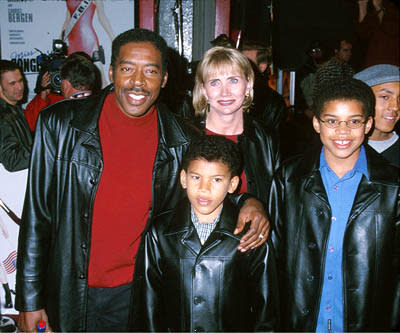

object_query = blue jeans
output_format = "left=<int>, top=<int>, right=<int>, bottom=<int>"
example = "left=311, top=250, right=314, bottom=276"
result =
left=86, top=282, right=132, bottom=332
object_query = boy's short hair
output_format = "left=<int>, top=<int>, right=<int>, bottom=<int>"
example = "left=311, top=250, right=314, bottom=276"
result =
left=313, top=78, right=375, bottom=119
left=182, top=135, right=243, bottom=178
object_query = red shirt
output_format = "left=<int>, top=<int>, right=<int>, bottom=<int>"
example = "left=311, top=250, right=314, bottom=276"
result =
left=206, top=128, right=248, bottom=193
left=88, top=94, right=158, bottom=287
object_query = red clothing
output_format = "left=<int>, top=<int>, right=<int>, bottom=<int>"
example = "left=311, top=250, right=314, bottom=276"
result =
left=206, top=128, right=248, bottom=193
left=356, top=0, right=400, bottom=68
left=88, top=94, right=158, bottom=287
left=24, top=93, right=64, bottom=131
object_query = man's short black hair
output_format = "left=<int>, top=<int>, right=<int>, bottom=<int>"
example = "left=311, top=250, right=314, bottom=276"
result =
left=111, top=28, right=168, bottom=74
left=182, top=135, right=243, bottom=178
left=0, top=60, right=21, bottom=80
left=60, top=54, right=98, bottom=91
left=313, top=78, right=375, bottom=119
left=333, top=38, right=352, bottom=51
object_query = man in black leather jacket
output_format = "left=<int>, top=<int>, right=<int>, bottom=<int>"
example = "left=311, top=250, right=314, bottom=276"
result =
left=270, top=78, right=400, bottom=331
left=0, top=60, right=32, bottom=172
left=16, top=28, right=270, bottom=332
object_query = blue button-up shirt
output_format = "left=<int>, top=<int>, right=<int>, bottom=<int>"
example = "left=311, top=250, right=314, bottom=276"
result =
left=316, top=146, right=368, bottom=333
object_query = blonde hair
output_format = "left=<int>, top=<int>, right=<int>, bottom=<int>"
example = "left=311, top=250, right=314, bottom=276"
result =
left=193, top=46, right=254, bottom=116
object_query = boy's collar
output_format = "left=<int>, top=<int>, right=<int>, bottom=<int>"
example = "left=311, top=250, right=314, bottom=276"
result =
left=319, top=145, right=369, bottom=180
left=164, top=197, right=239, bottom=236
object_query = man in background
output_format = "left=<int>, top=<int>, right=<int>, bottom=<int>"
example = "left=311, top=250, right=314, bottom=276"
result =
left=313, top=39, right=354, bottom=97
left=0, top=60, right=32, bottom=172
left=24, top=53, right=100, bottom=131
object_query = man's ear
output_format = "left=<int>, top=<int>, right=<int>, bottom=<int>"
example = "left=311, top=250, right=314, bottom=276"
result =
left=180, top=169, right=187, bottom=189
left=161, top=71, right=168, bottom=88
left=108, top=66, right=114, bottom=83
left=228, top=176, right=240, bottom=194
left=61, top=79, right=73, bottom=99
left=312, top=116, right=321, bottom=133
left=364, top=116, right=373, bottom=134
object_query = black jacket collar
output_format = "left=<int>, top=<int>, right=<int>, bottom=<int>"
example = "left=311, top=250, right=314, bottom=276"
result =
left=164, top=197, right=239, bottom=238
left=294, top=143, right=399, bottom=185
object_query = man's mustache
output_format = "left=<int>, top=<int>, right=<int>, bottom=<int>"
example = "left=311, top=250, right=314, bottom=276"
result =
left=123, top=87, right=150, bottom=95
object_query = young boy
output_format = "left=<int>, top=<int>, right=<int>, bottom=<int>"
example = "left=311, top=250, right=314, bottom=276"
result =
left=130, top=135, right=279, bottom=332
left=354, top=64, right=400, bottom=167
left=269, top=78, right=400, bottom=332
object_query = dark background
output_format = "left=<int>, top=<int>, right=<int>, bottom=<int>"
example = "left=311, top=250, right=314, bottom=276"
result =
left=230, top=0, right=370, bottom=71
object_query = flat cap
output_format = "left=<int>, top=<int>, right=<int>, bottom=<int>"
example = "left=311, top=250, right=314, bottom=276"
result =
left=354, top=64, right=400, bottom=87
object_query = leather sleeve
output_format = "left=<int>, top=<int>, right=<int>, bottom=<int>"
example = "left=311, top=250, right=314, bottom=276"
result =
left=392, top=189, right=400, bottom=331
left=0, top=111, right=32, bottom=172
left=247, top=240, right=280, bottom=332
left=130, top=227, right=166, bottom=332
left=15, top=112, right=56, bottom=311
left=268, top=166, right=286, bottom=259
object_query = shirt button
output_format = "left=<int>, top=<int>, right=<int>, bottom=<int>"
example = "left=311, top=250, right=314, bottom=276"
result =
left=328, top=246, right=334, bottom=252
left=193, top=296, right=203, bottom=305
left=326, top=305, right=332, bottom=311
left=89, top=178, right=96, bottom=185
left=333, top=185, right=339, bottom=190
left=308, top=242, right=317, bottom=250
left=328, top=275, right=333, bottom=280
left=331, top=216, right=336, bottom=221
left=81, top=243, right=87, bottom=249
left=79, top=273, right=85, bottom=279
left=301, top=308, right=310, bottom=316
left=307, top=274, right=314, bottom=282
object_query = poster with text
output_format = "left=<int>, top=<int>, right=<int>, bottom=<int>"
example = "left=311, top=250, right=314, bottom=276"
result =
left=0, top=0, right=135, bottom=103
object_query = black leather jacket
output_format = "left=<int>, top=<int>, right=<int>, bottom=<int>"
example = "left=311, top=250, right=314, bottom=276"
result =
left=130, top=197, right=279, bottom=332
left=191, top=114, right=280, bottom=206
left=15, top=86, right=203, bottom=331
left=0, top=98, right=32, bottom=171
left=269, top=145, right=400, bottom=331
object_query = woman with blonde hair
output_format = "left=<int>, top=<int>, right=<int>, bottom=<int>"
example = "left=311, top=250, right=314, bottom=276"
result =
left=192, top=46, right=279, bottom=204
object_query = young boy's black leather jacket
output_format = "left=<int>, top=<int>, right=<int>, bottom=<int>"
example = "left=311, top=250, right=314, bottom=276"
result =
left=270, top=145, right=400, bottom=331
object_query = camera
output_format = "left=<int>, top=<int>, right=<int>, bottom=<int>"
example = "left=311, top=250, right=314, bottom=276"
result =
left=35, top=39, right=68, bottom=94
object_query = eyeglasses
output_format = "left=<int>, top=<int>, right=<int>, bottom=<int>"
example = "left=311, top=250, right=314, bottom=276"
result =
left=318, top=118, right=368, bottom=129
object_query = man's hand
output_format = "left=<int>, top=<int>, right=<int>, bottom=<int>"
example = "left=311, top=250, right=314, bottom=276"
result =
left=234, top=197, right=270, bottom=252
left=18, top=309, right=53, bottom=332
left=39, top=71, right=51, bottom=101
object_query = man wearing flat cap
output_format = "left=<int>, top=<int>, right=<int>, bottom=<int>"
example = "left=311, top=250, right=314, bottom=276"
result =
left=354, top=64, right=400, bottom=167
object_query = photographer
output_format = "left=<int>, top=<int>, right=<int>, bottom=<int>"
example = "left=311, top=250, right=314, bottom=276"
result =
left=24, top=52, right=100, bottom=132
